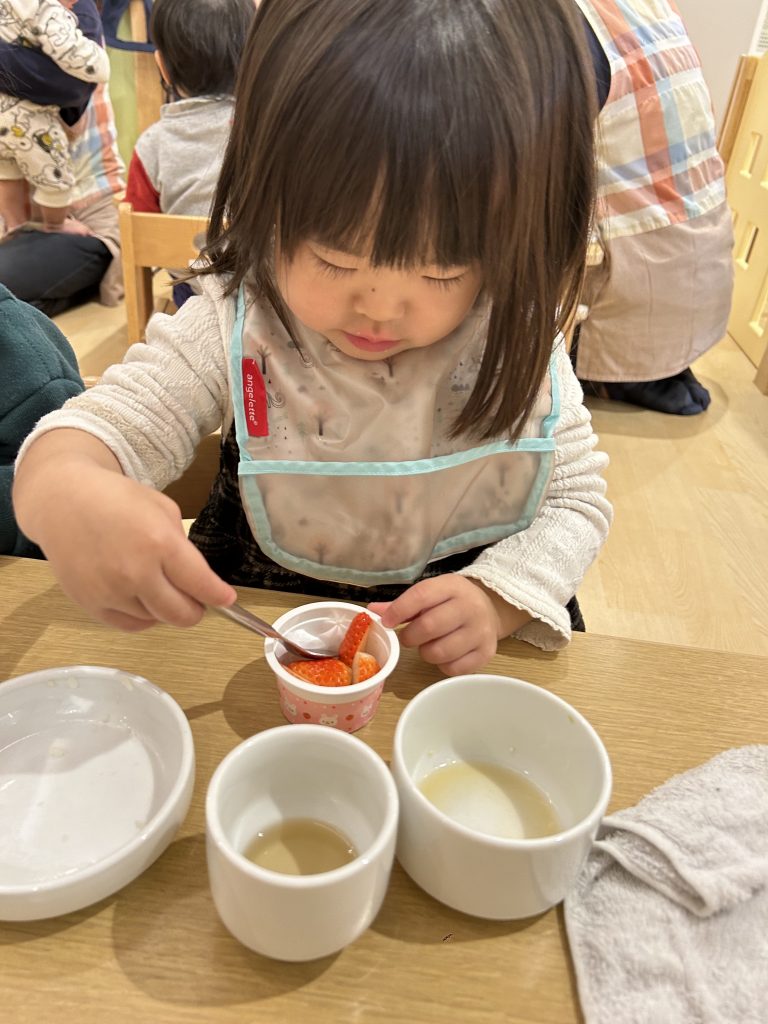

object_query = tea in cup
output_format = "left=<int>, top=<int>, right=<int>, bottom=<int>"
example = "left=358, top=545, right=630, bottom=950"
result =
left=206, top=724, right=398, bottom=960
left=391, top=674, right=611, bottom=919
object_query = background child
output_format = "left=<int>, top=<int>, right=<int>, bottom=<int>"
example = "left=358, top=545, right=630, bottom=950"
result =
left=13, top=0, right=612, bottom=675
left=124, top=0, right=256, bottom=306
left=0, top=0, right=110, bottom=235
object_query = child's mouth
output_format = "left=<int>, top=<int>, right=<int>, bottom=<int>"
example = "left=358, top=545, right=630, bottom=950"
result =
left=342, top=331, right=401, bottom=353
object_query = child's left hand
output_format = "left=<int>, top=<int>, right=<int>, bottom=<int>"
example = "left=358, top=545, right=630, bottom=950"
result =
left=369, top=575, right=531, bottom=676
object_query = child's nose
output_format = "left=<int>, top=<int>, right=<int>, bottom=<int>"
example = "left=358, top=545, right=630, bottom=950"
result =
left=352, top=288, right=406, bottom=324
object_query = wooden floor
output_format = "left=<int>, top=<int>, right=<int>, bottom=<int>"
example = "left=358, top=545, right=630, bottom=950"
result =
left=55, top=299, right=768, bottom=660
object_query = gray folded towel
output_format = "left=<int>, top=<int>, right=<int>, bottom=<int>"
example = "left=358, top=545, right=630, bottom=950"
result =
left=565, top=746, right=768, bottom=1024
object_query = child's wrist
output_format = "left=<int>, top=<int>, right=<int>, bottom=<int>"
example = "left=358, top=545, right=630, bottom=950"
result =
left=470, top=580, right=533, bottom=638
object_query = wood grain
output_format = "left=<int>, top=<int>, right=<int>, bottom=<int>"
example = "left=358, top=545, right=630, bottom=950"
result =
left=2, top=557, right=767, bottom=1024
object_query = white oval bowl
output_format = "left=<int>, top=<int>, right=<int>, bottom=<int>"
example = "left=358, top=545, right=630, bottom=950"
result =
left=0, top=665, right=195, bottom=921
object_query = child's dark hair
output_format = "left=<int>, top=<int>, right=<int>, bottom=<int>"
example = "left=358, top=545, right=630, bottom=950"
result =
left=151, top=0, right=255, bottom=98
left=203, top=0, right=597, bottom=441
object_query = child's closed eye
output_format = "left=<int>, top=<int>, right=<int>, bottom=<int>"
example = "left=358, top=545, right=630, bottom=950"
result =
left=310, top=251, right=467, bottom=290
left=423, top=273, right=468, bottom=291
left=312, top=254, right=356, bottom=278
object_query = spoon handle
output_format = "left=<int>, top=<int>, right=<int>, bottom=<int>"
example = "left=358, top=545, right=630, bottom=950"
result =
left=216, top=602, right=281, bottom=640
left=214, top=603, right=325, bottom=660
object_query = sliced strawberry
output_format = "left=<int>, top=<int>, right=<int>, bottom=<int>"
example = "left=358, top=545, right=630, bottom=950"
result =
left=339, top=611, right=372, bottom=666
left=287, top=658, right=351, bottom=687
left=352, top=651, right=381, bottom=684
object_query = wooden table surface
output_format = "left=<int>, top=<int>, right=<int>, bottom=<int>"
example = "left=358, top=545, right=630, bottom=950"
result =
left=2, top=555, right=766, bottom=1024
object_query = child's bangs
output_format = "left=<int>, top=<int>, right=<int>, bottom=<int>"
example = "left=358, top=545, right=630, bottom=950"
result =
left=280, top=148, right=492, bottom=273
left=274, top=9, right=500, bottom=271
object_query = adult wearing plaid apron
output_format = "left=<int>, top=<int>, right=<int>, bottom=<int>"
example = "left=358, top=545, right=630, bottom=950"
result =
left=573, top=0, right=734, bottom=415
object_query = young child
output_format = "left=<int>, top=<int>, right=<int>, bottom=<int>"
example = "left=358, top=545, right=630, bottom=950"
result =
left=0, top=0, right=110, bottom=235
left=124, top=0, right=255, bottom=305
left=13, top=0, right=612, bottom=675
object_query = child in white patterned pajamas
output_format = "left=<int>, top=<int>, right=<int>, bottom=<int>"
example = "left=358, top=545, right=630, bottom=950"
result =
left=0, top=0, right=109, bottom=234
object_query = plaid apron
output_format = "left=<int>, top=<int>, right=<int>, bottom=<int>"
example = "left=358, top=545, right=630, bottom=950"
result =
left=574, top=0, right=726, bottom=240
left=572, top=0, right=733, bottom=381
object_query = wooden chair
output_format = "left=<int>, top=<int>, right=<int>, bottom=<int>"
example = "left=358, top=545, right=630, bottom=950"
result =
left=119, top=201, right=209, bottom=344
left=723, top=52, right=768, bottom=394
left=129, top=0, right=164, bottom=133
left=718, top=55, right=760, bottom=170
left=163, top=430, right=221, bottom=519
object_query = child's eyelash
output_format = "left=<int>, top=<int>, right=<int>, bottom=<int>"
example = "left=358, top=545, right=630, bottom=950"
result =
left=425, top=274, right=466, bottom=291
left=311, top=253, right=466, bottom=289
left=312, top=255, right=354, bottom=278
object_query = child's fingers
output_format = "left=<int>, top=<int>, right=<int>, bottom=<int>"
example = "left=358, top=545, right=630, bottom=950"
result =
left=163, top=539, right=238, bottom=614
left=397, top=601, right=462, bottom=649
left=415, top=624, right=474, bottom=666
left=140, top=574, right=215, bottom=628
left=366, top=601, right=391, bottom=618
left=435, top=648, right=488, bottom=677
left=368, top=581, right=448, bottom=628
left=100, top=608, right=157, bottom=632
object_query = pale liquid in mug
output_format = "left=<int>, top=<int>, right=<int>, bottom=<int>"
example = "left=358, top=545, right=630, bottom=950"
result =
left=418, top=760, right=561, bottom=839
left=243, top=819, right=358, bottom=875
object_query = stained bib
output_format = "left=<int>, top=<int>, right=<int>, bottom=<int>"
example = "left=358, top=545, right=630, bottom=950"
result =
left=231, top=290, right=560, bottom=586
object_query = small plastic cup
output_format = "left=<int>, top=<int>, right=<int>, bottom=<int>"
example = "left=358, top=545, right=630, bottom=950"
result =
left=263, top=602, right=399, bottom=732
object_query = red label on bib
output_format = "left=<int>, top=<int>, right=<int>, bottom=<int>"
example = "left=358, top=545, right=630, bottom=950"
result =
left=241, top=358, right=269, bottom=437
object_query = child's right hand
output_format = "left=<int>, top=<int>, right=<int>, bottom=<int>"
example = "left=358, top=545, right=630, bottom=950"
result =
left=13, top=431, right=236, bottom=631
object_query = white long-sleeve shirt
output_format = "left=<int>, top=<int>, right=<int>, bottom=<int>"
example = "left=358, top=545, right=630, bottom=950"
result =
left=18, top=276, right=612, bottom=650
left=1, top=0, right=110, bottom=83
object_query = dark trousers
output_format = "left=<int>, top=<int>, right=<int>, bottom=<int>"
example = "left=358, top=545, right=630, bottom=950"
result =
left=0, top=229, right=111, bottom=317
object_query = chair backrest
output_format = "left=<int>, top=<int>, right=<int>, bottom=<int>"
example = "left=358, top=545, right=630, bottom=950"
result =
left=162, top=430, right=221, bottom=518
left=128, top=0, right=164, bottom=133
left=724, top=52, right=768, bottom=394
left=119, top=200, right=209, bottom=344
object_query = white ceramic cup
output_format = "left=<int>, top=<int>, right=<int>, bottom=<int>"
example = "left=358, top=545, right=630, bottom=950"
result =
left=206, top=725, right=399, bottom=960
left=391, top=674, right=612, bottom=920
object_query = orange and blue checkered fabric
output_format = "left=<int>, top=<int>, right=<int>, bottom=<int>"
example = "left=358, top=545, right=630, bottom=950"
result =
left=575, top=0, right=726, bottom=239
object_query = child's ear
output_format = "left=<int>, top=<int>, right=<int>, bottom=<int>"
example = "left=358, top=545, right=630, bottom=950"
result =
left=154, top=49, right=171, bottom=87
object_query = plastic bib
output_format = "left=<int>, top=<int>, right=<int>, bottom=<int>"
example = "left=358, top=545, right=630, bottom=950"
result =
left=231, top=290, right=559, bottom=585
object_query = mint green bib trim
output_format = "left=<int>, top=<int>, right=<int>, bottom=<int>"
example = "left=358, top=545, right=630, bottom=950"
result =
left=238, top=467, right=555, bottom=585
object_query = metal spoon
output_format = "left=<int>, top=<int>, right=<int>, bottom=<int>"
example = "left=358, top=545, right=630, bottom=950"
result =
left=213, top=602, right=327, bottom=660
